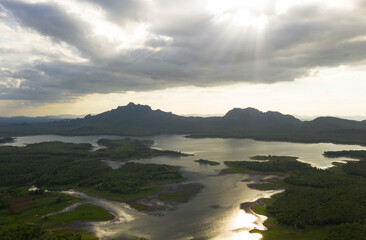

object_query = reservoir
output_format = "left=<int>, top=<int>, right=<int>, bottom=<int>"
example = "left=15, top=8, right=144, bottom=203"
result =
left=3, top=135, right=365, bottom=240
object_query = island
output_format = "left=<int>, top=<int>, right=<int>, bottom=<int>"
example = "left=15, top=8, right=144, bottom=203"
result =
left=324, top=150, right=366, bottom=160
left=224, top=155, right=306, bottom=175
left=194, top=159, right=220, bottom=166
left=95, top=138, right=189, bottom=160
left=250, top=155, right=299, bottom=161
left=224, top=153, right=366, bottom=240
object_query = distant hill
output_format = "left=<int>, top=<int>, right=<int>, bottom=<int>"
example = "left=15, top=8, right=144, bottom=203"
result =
left=1, top=102, right=366, bottom=145
left=0, top=116, right=56, bottom=124
left=0, top=114, right=82, bottom=125
left=223, top=108, right=301, bottom=128
left=304, top=117, right=366, bottom=130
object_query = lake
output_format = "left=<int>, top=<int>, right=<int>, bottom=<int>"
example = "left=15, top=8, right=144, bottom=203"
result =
left=3, top=135, right=365, bottom=240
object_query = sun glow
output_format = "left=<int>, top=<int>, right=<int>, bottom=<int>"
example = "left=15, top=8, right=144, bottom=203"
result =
left=230, top=209, right=265, bottom=231
left=215, top=9, right=268, bottom=28
left=212, top=210, right=266, bottom=240
left=207, top=0, right=269, bottom=14
left=207, top=0, right=269, bottom=28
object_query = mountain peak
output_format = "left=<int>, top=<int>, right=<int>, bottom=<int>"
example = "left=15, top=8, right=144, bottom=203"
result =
left=127, top=102, right=136, bottom=107
left=116, top=102, right=152, bottom=111
left=223, top=107, right=301, bottom=127
left=224, top=107, right=262, bottom=120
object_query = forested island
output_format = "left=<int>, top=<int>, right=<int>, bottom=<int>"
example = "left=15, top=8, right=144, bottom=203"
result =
left=250, top=155, right=299, bottom=161
left=224, top=154, right=366, bottom=240
left=0, top=138, right=188, bottom=239
left=194, top=159, right=220, bottom=166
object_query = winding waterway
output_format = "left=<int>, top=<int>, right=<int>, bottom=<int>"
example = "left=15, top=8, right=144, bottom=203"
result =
left=3, top=135, right=366, bottom=240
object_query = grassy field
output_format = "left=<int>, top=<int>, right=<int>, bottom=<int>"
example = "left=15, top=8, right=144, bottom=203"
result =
left=78, top=185, right=164, bottom=202
left=46, top=204, right=114, bottom=225
left=0, top=192, right=81, bottom=227
left=158, top=193, right=184, bottom=201
left=132, top=203, right=148, bottom=211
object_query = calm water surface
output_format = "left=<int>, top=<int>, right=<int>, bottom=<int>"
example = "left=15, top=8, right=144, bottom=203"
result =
left=3, top=135, right=366, bottom=240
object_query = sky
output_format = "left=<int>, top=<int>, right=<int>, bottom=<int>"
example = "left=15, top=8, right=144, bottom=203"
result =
left=1, top=0, right=366, bottom=118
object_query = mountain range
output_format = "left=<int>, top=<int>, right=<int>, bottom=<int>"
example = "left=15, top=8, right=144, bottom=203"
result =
left=0, top=114, right=83, bottom=124
left=1, top=102, right=366, bottom=145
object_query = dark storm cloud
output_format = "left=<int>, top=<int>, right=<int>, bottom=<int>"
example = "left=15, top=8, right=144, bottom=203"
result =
left=1, top=0, right=366, bottom=102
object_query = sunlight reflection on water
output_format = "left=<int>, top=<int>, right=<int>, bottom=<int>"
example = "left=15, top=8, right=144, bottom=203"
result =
left=212, top=202, right=271, bottom=240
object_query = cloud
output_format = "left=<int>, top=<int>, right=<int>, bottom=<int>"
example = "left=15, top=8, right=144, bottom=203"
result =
left=1, top=0, right=366, bottom=103
left=1, top=0, right=113, bottom=59
left=85, top=0, right=151, bottom=24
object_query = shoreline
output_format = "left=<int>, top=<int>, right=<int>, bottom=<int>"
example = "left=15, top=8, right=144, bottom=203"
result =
left=240, top=198, right=266, bottom=213
left=241, top=178, right=285, bottom=217
left=185, top=134, right=366, bottom=147
left=49, top=182, right=203, bottom=239
left=48, top=181, right=204, bottom=226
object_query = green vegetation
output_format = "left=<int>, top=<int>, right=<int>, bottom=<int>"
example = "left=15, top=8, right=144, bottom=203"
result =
left=251, top=200, right=328, bottom=240
left=0, top=139, right=184, bottom=195
left=0, top=224, right=97, bottom=240
left=78, top=185, right=164, bottom=202
left=324, top=150, right=366, bottom=160
left=327, top=222, right=366, bottom=240
left=47, top=204, right=114, bottom=225
left=132, top=203, right=148, bottom=211
left=0, top=190, right=98, bottom=239
left=251, top=204, right=267, bottom=216
left=225, top=153, right=366, bottom=240
left=0, top=190, right=80, bottom=226
left=0, top=138, right=186, bottom=239
left=225, top=155, right=308, bottom=174
left=248, top=178, right=287, bottom=190
left=250, top=155, right=299, bottom=161
left=158, top=193, right=184, bottom=201
left=194, top=159, right=220, bottom=166
left=0, top=136, right=14, bottom=144
left=324, top=150, right=366, bottom=177
left=95, top=138, right=187, bottom=160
